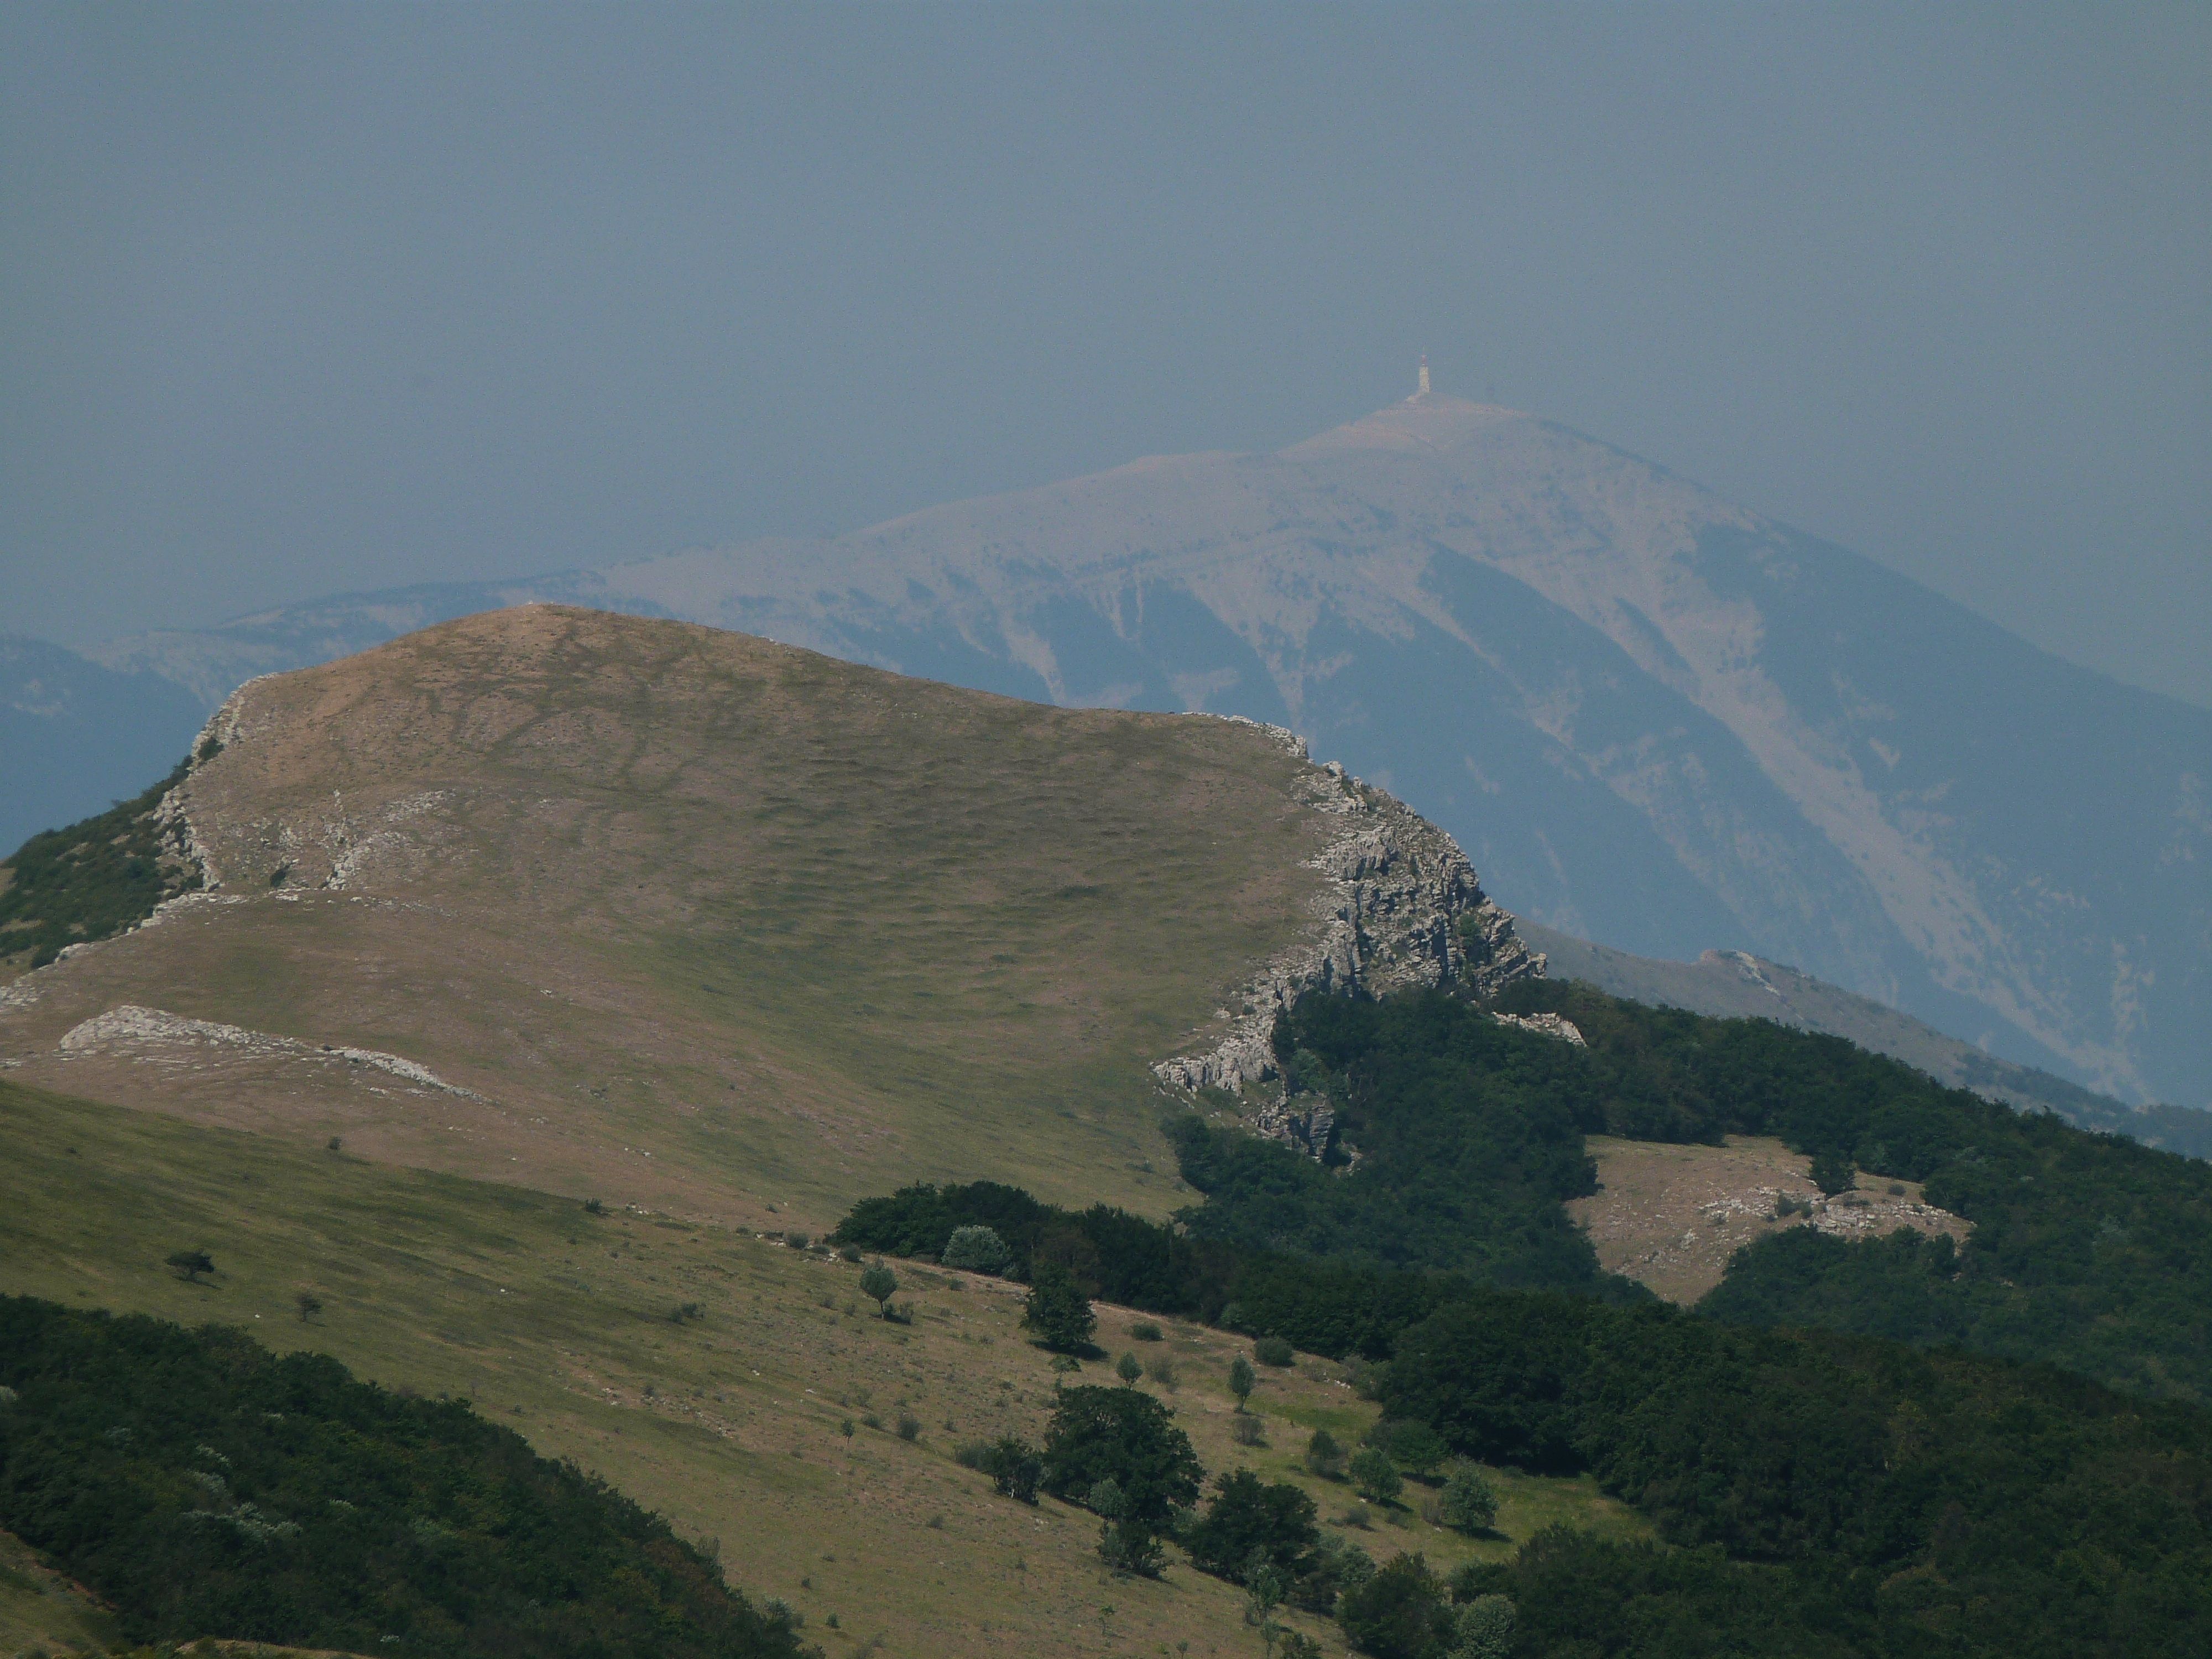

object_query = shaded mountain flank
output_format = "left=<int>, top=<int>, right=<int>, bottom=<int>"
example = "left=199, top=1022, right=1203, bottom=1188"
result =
left=65, top=396, right=2208, bottom=1109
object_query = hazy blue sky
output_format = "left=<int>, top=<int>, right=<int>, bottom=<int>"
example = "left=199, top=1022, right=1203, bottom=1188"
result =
left=4, top=3, right=2206, bottom=705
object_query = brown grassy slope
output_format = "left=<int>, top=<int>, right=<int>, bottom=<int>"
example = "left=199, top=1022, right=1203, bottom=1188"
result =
left=0, top=1078, right=1651, bottom=1659
left=0, top=606, right=1334, bottom=1232
left=1568, top=1135, right=1971, bottom=1303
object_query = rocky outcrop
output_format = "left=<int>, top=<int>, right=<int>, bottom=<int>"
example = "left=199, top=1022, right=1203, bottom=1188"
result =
left=58, top=1004, right=481, bottom=1098
left=1153, top=726, right=1543, bottom=1094
left=1493, top=1010, right=1585, bottom=1046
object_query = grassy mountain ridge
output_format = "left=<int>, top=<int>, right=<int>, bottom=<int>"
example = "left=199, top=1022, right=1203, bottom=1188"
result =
left=0, top=605, right=1373, bottom=1233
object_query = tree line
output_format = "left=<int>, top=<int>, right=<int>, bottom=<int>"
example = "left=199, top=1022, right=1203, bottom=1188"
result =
left=831, top=979, right=2212, bottom=1655
left=0, top=1296, right=811, bottom=1658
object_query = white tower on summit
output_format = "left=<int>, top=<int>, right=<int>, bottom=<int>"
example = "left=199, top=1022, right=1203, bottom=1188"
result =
left=1417, top=354, right=1431, bottom=398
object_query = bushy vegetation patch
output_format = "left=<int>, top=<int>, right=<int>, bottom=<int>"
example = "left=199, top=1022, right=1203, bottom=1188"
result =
left=1482, top=980, right=2212, bottom=1401
left=1382, top=1288, right=2212, bottom=1656
left=0, top=759, right=199, bottom=969
left=0, top=1296, right=810, bottom=1657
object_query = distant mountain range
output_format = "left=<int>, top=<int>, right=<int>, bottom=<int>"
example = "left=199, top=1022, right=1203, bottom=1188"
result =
left=1519, top=921, right=2211, bottom=1159
left=13, top=395, right=2206, bottom=1108
left=2, top=636, right=205, bottom=854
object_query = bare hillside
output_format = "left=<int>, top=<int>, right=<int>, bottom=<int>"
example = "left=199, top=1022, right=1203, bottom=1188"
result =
left=0, top=606, right=1520, bottom=1232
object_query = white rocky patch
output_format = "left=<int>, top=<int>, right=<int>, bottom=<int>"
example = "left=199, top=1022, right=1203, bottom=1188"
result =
left=1492, top=1010, right=1585, bottom=1045
left=57, top=1004, right=482, bottom=1099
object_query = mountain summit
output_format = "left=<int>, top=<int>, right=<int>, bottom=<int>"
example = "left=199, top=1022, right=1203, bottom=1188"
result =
left=1, top=607, right=1522, bottom=1220
left=66, top=402, right=2212, bottom=1106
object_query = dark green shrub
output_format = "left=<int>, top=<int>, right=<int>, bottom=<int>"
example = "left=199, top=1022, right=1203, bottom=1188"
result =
left=1335, top=1552, right=1454, bottom=1659
left=1438, top=1464, right=1498, bottom=1534
left=1808, top=1149, right=1855, bottom=1197
left=940, top=1225, right=1010, bottom=1275
left=1305, top=1428, right=1345, bottom=1479
left=1129, top=1319, right=1164, bottom=1342
left=1371, top=1419, right=1448, bottom=1480
left=1253, top=1335, right=1295, bottom=1367
left=1040, top=1386, right=1201, bottom=1532
left=1184, top=1470, right=1322, bottom=1586
left=1228, top=1355, right=1256, bottom=1409
left=978, top=1436, right=1041, bottom=1504
left=1022, top=1264, right=1095, bottom=1353
left=1348, top=1448, right=1401, bottom=1505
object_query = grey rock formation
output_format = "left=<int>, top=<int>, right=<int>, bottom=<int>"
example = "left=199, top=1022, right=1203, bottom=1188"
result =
left=1152, top=728, right=1541, bottom=1094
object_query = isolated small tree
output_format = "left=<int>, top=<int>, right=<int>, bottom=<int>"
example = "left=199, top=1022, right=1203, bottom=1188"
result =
left=1809, top=1148, right=1856, bottom=1197
left=1099, top=1514, right=1165, bottom=1577
left=983, top=1436, right=1042, bottom=1504
left=166, top=1250, right=214, bottom=1283
left=1023, top=1264, right=1097, bottom=1353
left=941, top=1225, right=1010, bottom=1275
left=294, top=1290, right=324, bottom=1323
left=860, top=1263, right=899, bottom=1318
left=1228, top=1355, right=1256, bottom=1412
left=1305, top=1428, right=1346, bottom=1479
left=1243, top=1551, right=1287, bottom=1652
left=1349, top=1447, right=1402, bottom=1506
left=1117, top=1352, right=1143, bottom=1386
left=1439, top=1464, right=1499, bottom=1534
left=1146, top=1355, right=1178, bottom=1389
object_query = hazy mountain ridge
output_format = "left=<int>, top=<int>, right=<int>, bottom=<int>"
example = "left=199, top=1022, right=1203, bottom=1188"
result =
left=0, top=637, right=206, bottom=858
left=1518, top=920, right=2212, bottom=1159
left=53, top=398, right=2211, bottom=1106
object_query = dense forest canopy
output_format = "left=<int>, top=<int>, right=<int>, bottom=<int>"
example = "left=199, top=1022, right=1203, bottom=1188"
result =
left=0, top=1297, right=810, bottom=1658
left=1488, top=982, right=2212, bottom=1401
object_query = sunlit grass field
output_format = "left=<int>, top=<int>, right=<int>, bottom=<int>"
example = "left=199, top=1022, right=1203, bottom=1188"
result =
left=1, top=609, right=1346, bottom=1234
left=0, top=1077, right=1649, bottom=1658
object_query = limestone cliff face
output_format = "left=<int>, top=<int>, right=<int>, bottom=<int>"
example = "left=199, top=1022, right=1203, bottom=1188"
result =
left=1154, top=725, right=1542, bottom=1094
